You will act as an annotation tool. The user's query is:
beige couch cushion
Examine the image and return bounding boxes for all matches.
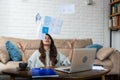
[0,61,22,74]
[109,51,120,74]
[97,48,114,60]
[0,37,10,63]
[57,49,70,57]
[0,50,10,64]
[0,36,41,49]
[25,50,37,60]
[94,59,113,70]
[54,38,92,48]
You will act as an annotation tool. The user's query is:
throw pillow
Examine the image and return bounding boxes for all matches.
[85,44,103,51]
[97,48,114,60]
[0,50,10,64]
[85,44,103,58]
[5,41,22,61]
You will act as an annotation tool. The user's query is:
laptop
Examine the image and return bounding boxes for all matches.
[55,48,96,73]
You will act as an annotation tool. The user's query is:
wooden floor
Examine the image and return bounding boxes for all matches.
[0,75,119,80]
[88,75,120,80]
[106,75,120,80]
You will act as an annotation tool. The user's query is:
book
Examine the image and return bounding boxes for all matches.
[30,68,59,78]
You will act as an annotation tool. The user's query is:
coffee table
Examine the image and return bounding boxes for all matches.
[2,68,110,80]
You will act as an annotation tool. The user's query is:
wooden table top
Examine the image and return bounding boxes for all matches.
[2,68,110,80]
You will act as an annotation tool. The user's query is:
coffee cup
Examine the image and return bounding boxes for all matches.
[19,63,28,70]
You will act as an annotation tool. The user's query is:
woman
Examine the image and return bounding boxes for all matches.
[18,34,75,68]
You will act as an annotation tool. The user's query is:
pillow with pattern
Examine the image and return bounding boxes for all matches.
[85,44,103,51]
[6,41,22,61]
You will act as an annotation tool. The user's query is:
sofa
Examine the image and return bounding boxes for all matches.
[0,36,120,76]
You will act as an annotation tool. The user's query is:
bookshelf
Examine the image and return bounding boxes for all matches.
[109,0,120,47]
[109,0,120,30]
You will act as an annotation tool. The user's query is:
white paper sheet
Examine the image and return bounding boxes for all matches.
[92,65,107,70]
[36,16,63,39]
[48,18,63,34]
[41,16,63,34]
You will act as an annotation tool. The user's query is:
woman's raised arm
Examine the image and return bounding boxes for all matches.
[17,42,27,63]
[67,39,76,62]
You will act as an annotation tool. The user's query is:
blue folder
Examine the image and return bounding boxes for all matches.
[31,68,59,78]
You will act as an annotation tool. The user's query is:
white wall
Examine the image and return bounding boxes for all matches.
[112,31,120,51]
[0,0,118,50]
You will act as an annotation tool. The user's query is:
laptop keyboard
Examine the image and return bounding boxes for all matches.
[63,68,70,71]
[54,66,71,72]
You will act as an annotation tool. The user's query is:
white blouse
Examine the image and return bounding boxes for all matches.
[27,50,71,68]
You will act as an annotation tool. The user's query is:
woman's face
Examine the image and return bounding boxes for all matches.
[43,35,51,46]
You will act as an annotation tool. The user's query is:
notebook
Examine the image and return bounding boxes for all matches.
[55,48,96,73]
[31,68,59,78]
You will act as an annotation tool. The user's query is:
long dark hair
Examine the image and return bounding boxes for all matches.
[39,34,57,66]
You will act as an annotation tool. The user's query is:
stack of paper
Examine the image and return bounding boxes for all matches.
[92,65,107,70]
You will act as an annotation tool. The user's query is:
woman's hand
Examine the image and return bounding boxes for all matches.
[17,42,27,53]
[17,42,27,63]
[67,39,76,49]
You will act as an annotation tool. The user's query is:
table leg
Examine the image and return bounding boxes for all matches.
[10,75,15,80]
[102,75,105,80]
